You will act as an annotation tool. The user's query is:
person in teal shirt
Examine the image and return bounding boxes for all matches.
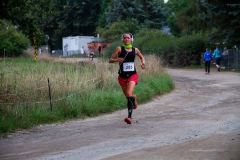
[213,46,222,72]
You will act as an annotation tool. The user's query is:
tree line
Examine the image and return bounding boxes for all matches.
[0,0,239,56]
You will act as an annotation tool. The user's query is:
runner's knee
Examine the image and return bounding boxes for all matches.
[126,92,132,97]
[127,96,135,109]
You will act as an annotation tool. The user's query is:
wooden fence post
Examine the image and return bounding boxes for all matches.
[47,78,53,111]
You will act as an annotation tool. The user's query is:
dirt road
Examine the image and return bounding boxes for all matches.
[0,69,240,160]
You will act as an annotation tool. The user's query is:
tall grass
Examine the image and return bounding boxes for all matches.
[0,55,174,136]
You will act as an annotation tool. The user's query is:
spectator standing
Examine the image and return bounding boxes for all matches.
[80,46,84,55]
[98,46,102,56]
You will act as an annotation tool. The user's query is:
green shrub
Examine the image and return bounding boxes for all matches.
[0,56,173,135]
[103,40,121,59]
[103,28,207,67]
[134,30,207,66]
[175,33,207,66]
[104,29,176,61]
[97,19,140,42]
[0,20,29,57]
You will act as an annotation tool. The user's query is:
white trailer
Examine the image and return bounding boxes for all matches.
[62,36,96,56]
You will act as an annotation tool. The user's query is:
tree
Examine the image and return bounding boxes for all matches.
[0,20,29,56]
[98,20,140,41]
[198,0,240,45]
[167,0,207,36]
[42,0,103,49]
[103,0,167,29]
[104,0,143,26]
[140,0,167,29]
[0,0,48,47]
[0,0,103,49]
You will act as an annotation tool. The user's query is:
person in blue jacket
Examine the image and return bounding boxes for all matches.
[213,46,222,71]
[203,48,212,74]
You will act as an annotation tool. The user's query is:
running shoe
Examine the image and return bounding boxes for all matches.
[124,117,132,124]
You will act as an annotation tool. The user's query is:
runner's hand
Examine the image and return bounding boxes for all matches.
[141,63,145,69]
[117,58,124,63]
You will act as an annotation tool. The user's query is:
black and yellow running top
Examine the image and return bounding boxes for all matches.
[118,46,136,78]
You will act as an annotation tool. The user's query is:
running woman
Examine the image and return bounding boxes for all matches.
[109,33,145,124]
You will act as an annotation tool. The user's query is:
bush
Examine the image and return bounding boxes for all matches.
[103,29,176,62]
[134,29,207,66]
[0,57,173,135]
[97,19,140,42]
[0,20,29,57]
[103,40,121,59]
[134,29,176,65]
[103,28,207,67]
[175,33,207,66]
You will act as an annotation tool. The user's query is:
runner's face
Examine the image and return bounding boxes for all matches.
[123,34,132,44]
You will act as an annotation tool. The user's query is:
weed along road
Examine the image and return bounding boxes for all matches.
[0,69,240,160]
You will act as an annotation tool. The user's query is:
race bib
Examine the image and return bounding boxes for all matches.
[123,62,134,71]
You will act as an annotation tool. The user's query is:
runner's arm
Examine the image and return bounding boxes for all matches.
[109,47,124,63]
[135,48,145,69]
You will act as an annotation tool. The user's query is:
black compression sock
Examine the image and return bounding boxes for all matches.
[127,96,135,118]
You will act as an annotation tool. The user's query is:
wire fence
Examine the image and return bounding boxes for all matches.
[221,48,240,70]
[0,72,106,111]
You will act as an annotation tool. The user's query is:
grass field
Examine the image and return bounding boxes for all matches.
[0,55,174,136]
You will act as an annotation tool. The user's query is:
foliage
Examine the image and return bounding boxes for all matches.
[0,57,173,135]
[197,0,240,46]
[0,0,45,46]
[1,0,237,66]
[97,20,140,42]
[134,29,175,53]
[98,0,113,27]
[104,0,144,26]
[174,33,207,66]
[103,0,168,29]
[0,0,103,49]
[141,0,168,29]
[103,40,121,59]
[47,0,102,49]
[121,29,207,66]
[98,0,169,42]
[167,0,240,45]
[0,20,29,56]
[166,0,207,36]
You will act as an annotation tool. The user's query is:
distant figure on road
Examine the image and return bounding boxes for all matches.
[203,48,212,74]
[90,51,94,61]
[213,46,222,72]
[222,47,229,69]
[80,46,84,55]
[98,46,102,56]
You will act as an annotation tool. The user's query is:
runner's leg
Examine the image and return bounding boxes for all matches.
[133,94,138,109]
[205,62,208,73]
[126,81,136,118]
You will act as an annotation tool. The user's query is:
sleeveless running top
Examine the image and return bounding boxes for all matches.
[118,46,136,78]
